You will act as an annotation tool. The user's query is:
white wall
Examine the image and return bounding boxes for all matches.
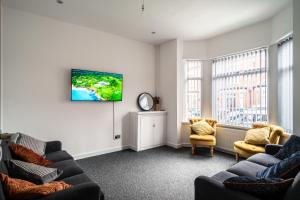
[183,40,208,60]
[271,2,293,44]
[207,19,272,58]
[3,8,156,158]
[293,0,300,135]
[158,40,181,147]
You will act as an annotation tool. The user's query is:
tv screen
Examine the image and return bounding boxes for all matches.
[71,69,123,101]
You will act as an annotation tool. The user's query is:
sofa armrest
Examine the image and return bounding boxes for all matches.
[37,182,103,200]
[45,141,62,154]
[265,144,283,155]
[195,176,261,200]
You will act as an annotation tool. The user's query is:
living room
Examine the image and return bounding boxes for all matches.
[0,0,300,200]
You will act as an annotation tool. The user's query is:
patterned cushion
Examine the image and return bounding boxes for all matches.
[274,135,300,160]
[9,144,52,167]
[7,160,62,184]
[190,120,215,135]
[257,151,300,179]
[224,176,293,199]
[0,173,71,200]
[16,133,46,156]
[244,127,271,145]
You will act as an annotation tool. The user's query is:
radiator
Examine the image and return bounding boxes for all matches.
[215,126,247,153]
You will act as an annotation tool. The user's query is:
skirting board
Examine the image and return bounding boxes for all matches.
[74,145,129,160]
[166,142,182,149]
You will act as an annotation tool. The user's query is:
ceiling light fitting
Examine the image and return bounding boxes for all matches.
[141,0,145,13]
[57,0,64,4]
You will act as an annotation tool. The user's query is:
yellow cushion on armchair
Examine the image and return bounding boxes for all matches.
[190,120,216,135]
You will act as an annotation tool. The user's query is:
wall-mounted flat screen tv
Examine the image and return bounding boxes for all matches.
[71,69,123,101]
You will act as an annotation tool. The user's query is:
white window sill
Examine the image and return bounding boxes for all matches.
[181,121,250,131]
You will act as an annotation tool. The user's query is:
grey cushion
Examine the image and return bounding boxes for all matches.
[247,153,281,167]
[7,159,62,184]
[63,173,93,185]
[227,161,267,177]
[17,133,46,156]
[50,160,83,179]
[46,150,73,162]
[212,171,238,183]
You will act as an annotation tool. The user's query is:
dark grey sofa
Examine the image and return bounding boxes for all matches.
[195,144,300,200]
[0,140,104,200]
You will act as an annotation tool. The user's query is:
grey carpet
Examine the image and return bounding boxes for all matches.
[77,146,235,200]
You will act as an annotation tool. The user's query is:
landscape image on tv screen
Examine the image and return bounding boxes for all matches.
[71,69,123,101]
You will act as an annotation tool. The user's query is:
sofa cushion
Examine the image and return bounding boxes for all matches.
[9,143,52,167]
[46,151,73,163]
[16,133,46,156]
[50,160,83,179]
[257,151,300,179]
[212,171,238,183]
[62,173,93,186]
[0,173,71,200]
[247,153,281,167]
[244,127,271,145]
[227,161,267,177]
[7,160,62,184]
[223,176,293,199]
[274,135,300,160]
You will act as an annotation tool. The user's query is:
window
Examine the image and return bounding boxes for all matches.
[184,60,202,120]
[278,36,293,133]
[212,48,268,127]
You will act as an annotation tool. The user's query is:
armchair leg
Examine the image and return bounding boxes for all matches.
[192,144,196,155]
[235,153,240,162]
[210,146,214,157]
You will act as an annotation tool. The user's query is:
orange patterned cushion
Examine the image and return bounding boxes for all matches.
[0,173,71,200]
[9,143,53,167]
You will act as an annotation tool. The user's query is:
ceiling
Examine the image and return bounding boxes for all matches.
[6,0,292,45]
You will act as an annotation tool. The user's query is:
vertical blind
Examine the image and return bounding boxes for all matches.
[212,48,268,127]
[184,60,202,120]
[278,36,293,133]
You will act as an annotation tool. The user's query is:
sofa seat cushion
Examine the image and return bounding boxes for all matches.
[62,174,93,186]
[50,160,83,180]
[227,161,267,177]
[46,151,73,163]
[212,171,238,183]
[247,153,281,167]
[234,141,265,153]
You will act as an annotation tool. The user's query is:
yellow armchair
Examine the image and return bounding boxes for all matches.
[189,118,217,156]
[234,123,285,161]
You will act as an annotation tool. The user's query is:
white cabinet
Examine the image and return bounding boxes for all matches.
[129,111,167,151]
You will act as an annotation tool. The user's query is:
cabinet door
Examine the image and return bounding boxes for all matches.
[140,116,154,148]
[153,115,166,145]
